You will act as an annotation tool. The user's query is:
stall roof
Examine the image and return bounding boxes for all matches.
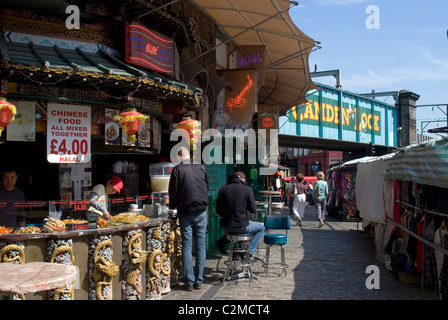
[185,0,319,115]
[384,136,448,189]
[0,34,202,105]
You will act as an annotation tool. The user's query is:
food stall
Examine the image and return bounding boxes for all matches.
[0,211,181,300]
[0,98,185,301]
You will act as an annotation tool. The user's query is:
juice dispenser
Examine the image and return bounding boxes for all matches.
[149,162,176,192]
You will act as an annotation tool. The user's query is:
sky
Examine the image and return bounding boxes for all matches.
[289,0,448,138]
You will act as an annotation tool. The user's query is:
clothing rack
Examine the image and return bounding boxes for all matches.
[385,218,448,257]
[397,200,448,219]
[387,200,448,297]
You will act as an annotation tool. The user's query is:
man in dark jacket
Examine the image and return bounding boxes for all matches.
[169,147,209,291]
[216,172,265,259]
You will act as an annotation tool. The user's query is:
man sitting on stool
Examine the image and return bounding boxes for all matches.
[216,172,265,261]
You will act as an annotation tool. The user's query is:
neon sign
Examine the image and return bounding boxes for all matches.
[261,117,275,128]
[238,53,262,68]
[145,43,159,55]
[226,75,254,112]
[125,23,174,76]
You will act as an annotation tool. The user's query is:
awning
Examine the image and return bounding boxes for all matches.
[0,33,202,106]
[185,0,319,115]
[384,137,448,189]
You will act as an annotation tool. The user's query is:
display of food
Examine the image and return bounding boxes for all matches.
[0,226,13,234]
[43,218,67,233]
[97,217,109,229]
[62,219,88,224]
[15,226,41,234]
[111,212,150,224]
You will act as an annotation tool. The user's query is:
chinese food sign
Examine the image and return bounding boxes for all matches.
[47,103,91,163]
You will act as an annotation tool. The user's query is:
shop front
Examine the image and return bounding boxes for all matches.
[0,0,318,299]
[0,4,205,300]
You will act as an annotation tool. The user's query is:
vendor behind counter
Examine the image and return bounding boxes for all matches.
[85,176,123,220]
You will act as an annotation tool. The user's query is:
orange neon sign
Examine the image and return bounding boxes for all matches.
[261,117,275,128]
[226,75,254,112]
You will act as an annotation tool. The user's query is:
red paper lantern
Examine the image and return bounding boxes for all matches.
[177,117,201,149]
[114,109,148,143]
[0,100,17,136]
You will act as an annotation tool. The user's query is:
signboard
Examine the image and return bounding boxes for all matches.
[224,70,257,126]
[228,45,266,70]
[125,22,175,77]
[47,104,91,164]
[280,83,399,147]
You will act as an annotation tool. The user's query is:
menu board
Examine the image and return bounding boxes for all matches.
[47,103,91,164]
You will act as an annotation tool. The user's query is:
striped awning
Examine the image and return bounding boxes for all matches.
[384,136,448,189]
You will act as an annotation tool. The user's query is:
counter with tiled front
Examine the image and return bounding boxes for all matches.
[0,217,181,300]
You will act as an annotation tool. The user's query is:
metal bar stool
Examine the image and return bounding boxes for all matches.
[223,233,254,285]
[262,215,290,276]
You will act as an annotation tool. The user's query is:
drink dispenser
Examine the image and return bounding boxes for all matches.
[149,162,176,192]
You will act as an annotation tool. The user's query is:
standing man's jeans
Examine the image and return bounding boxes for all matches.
[223,221,265,255]
[179,210,207,286]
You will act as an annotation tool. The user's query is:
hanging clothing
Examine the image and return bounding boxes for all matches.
[435,226,447,299]
[416,218,425,273]
[439,233,448,300]
[424,220,438,290]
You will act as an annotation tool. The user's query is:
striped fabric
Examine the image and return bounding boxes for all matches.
[384,136,448,189]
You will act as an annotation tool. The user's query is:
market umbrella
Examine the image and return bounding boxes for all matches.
[184,0,319,115]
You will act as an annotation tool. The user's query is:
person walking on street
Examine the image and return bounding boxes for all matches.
[286,177,298,215]
[306,180,314,207]
[313,171,329,228]
[169,147,209,291]
[216,172,265,261]
[292,173,307,226]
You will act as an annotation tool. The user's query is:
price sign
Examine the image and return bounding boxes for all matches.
[47,104,91,163]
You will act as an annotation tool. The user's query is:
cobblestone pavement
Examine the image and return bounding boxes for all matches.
[163,207,439,301]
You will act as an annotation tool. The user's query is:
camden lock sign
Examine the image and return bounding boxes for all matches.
[280,84,399,147]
